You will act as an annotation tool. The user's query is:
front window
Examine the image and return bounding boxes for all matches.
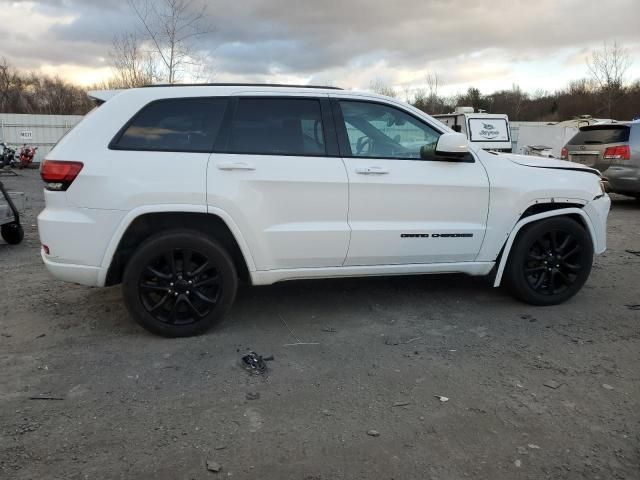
[338,100,441,159]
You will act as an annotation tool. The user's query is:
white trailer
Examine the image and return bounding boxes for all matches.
[434,107,512,152]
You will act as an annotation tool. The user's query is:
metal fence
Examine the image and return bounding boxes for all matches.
[0,113,84,164]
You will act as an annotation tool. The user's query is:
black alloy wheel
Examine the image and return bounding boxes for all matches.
[139,248,221,325]
[504,217,593,306]
[123,230,237,337]
[523,230,583,296]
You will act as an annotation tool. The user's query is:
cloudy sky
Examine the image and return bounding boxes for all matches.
[1,0,639,96]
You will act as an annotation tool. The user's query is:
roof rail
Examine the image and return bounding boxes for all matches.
[140,83,343,90]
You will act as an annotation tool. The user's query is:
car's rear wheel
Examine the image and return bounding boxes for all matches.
[122,230,237,337]
[504,217,593,305]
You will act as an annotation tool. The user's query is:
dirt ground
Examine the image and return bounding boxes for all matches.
[1,169,639,480]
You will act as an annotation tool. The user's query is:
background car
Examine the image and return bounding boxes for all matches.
[562,122,640,199]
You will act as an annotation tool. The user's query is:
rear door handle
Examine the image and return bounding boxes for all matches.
[217,162,255,171]
[355,166,389,175]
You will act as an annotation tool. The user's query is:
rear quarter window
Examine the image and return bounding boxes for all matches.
[568,126,630,145]
[112,97,228,152]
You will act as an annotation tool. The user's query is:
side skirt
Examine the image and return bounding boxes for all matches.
[251,262,495,286]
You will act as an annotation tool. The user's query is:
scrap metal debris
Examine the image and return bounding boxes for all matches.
[624,304,640,311]
[206,460,222,473]
[434,395,449,403]
[246,392,260,401]
[240,351,273,375]
[544,380,561,389]
[29,396,63,401]
[366,429,380,437]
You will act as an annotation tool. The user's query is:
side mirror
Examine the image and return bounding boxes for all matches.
[421,132,472,162]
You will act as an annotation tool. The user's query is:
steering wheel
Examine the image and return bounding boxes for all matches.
[356,136,372,155]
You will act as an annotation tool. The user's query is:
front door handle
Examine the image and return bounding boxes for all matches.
[217,162,255,171]
[355,166,389,175]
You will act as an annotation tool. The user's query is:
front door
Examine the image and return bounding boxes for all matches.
[332,97,490,266]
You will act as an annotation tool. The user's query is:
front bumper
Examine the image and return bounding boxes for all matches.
[583,194,611,255]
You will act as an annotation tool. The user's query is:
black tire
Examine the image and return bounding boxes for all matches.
[1,222,24,245]
[122,230,237,337]
[504,217,593,306]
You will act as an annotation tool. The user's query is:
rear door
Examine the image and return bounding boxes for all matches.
[206,94,350,271]
[566,124,631,171]
[332,97,490,266]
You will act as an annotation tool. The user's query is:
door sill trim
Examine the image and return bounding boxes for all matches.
[250,262,495,285]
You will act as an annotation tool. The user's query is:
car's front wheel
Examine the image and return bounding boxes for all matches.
[122,230,237,337]
[504,217,593,306]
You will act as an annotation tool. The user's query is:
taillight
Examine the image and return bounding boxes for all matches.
[603,145,630,161]
[40,160,84,191]
[560,147,568,160]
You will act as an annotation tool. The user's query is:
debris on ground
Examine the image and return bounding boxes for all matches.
[528,444,541,450]
[28,396,63,401]
[514,459,522,468]
[434,395,449,403]
[625,249,640,257]
[393,401,410,407]
[517,446,529,455]
[384,335,422,346]
[240,351,273,375]
[624,304,640,311]
[246,392,260,400]
[214,445,227,451]
[321,409,332,417]
[366,429,380,437]
[602,383,614,390]
[206,460,222,473]
[321,327,337,333]
[543,380,561,389]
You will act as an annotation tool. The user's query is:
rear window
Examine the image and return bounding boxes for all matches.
[226,98,326,156]
[113,97,228,152]
[568,125,630,145]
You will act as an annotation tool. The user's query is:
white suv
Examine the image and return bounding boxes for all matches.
[38,84,611,337]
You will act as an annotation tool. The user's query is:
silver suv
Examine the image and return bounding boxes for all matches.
[562,122,640,199]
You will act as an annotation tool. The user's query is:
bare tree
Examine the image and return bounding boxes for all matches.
[587,41,632,117]
[107,33,160,88]
[369,78,397,98]
[127,0,212,84]
[508,84,526,119]
[424,71,442,113]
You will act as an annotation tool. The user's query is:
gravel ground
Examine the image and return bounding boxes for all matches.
[1,169,639,480]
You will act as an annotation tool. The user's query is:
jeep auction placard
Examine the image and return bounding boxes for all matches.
[467,118,509,142]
